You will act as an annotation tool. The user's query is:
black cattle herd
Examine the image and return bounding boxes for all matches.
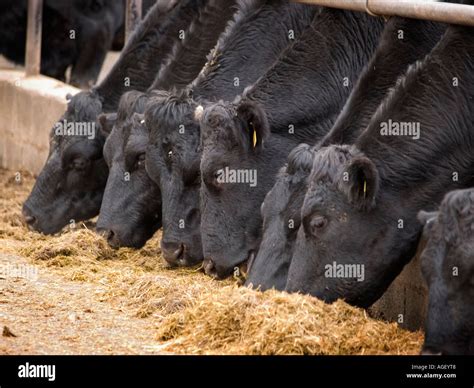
[17,0,474,354]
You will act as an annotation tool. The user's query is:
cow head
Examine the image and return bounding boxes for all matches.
[144,89,203,267]
[199,100,284,279]
[418,188,474,355]
[96,91,162,248]
[286,144,412,308]
[245,143,315,291]
[22,90,108,234]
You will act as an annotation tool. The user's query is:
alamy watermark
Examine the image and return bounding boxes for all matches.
[18,362,55,382]
[216,167,257,187]
[54,120,95,140]
[325,261,365,282]
[380,119,420,140]
[0,259,39,282]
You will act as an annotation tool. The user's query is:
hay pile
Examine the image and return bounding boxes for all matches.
[156,286,422,355]
[21,228,120,265]
[0,168,424,354]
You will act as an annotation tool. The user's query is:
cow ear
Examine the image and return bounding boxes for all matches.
[98,113,117,137]
[417,210,438,226]
[344,156,379,211]
[236,101,270,152]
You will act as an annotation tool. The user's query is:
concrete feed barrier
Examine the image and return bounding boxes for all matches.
[0,69,79,175]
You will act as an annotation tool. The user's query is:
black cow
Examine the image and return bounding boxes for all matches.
[286,21,474,308]
[199,8,384,279]
[96,0,239,249]
[418,188,474,355]
[97,91,161,248]
[0,0,125,89]
[22,0,204,235]
[245,143,317,289]
[245,18,446,290]
[144,0,317,266]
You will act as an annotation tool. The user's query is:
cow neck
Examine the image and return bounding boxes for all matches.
[151,0,238,92]
[320,18,446,147]
[356,25,474,206]
[242,8,384,143]
[96,0,203,110]
[191,1,317,102]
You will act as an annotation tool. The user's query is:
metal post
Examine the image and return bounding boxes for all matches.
[294,0,474,27]
[25,0,43,76]
[125,0,143,42]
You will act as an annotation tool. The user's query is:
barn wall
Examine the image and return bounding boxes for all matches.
[0,69,79,175]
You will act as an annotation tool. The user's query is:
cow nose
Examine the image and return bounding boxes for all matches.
[97,227,120,249]
[24,215,36,225]
[106,230,123,249]
[203,258,219,278]
[161,241,184,265]
[22,208,37,227]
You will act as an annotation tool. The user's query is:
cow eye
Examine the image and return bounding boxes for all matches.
[70,158,88,172]
[312,215,327,229]
[305,215,328,237]
[204,169,223,191]
[135,153,146,169]
[167,150,173,160]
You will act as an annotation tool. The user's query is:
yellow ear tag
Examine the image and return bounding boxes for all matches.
[249,121,257,148]
[363,180,367,198]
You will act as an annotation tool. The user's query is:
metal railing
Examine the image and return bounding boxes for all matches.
[294,0,474,26]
